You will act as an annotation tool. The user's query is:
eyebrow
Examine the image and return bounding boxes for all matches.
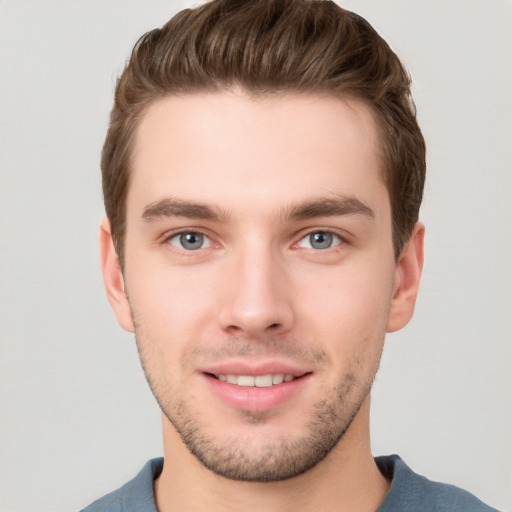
[141,195,374,223]
[284,195,375,221]
[142,197,229,222]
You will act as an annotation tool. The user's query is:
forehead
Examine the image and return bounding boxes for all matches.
[128,91,387,220]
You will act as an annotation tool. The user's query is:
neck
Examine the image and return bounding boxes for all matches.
[154,397,389,512]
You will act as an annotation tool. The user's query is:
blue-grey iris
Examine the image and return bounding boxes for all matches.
[310,232,333,249]
[180,232,204,250]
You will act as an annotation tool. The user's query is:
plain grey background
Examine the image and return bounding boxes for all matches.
[1,1,511,511]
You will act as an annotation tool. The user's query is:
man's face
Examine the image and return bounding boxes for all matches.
[103,92,420,481]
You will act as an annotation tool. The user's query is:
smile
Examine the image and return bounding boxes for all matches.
[213,374,297,387]
[203,369,312,411]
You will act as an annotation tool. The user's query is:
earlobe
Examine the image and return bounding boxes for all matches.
[99,218,135,332]
[387,222,425,333]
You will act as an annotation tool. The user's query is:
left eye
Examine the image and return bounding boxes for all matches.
[298,231,342,250]
[168,232,212,251]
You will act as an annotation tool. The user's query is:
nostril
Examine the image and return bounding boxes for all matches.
[268,323,280,330]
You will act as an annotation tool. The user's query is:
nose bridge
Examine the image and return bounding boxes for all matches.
[218,236,294,337]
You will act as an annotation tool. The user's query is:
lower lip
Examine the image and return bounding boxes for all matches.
[202,373,311,412]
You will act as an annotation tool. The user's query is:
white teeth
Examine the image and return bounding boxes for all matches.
[216,374,296,387]
[237,375,255,387]
[255,375,273,387]
[272,374,285,385]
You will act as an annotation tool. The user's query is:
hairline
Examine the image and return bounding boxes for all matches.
[114,87,395,267]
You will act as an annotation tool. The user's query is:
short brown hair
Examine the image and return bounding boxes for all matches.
[102,0,425,265]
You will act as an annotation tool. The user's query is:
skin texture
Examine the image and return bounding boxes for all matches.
[100,91,424,512]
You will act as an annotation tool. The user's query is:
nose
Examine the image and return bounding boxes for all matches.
[217,244,295,339]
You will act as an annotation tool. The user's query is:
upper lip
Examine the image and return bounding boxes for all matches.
[199,360,312,377]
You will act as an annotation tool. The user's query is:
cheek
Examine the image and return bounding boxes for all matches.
[296,261,394,358]
[126,262,221,345]
[128,249,213,303]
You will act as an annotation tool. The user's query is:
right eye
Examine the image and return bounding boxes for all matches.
[167,232,212,251]
[297,230,343,250]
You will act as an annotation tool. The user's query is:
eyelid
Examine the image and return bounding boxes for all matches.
[294,228,347,250]
[160,226,349,251]
[163,228,216,251]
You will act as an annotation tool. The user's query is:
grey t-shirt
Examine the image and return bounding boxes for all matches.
[81,455,499,511]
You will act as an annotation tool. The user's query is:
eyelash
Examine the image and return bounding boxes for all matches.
[164,228,346,253]
[295,230,344,250]
[166,230,213,251]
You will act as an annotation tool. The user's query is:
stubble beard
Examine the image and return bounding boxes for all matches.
[167,375,368,482]
[135,332,377,483]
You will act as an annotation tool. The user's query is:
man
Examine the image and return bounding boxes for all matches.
[82,0,499,510]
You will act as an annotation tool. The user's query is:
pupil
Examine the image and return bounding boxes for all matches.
[311,232,332,249]
[180,232,203,250]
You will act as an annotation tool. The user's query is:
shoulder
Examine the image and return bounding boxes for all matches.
[375,454,500,512]
[80,488,121,512]
[80,458,163,512]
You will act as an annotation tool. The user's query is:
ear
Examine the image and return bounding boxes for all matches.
[387,222,425,333]
[99,218,135,332]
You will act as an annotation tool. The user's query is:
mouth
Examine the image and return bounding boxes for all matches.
[201,367,312,412]
[208,373,299,387]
